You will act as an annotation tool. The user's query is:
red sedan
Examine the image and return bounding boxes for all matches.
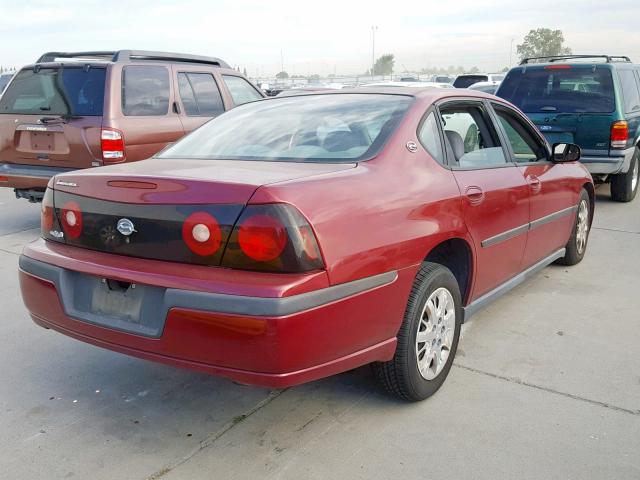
[19,89,593,401]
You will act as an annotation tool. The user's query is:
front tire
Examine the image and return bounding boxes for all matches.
[557,189,591,266]
[610,148,639,202]
[373,262,462,401]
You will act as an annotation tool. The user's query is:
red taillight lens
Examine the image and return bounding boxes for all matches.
[0,176,8,182]
[41,188,55,234]
[101,128,126,163]
[544,64,571,70]
[182,211,222,256]
[611,121,628,149]
[61,200,83,239]
[238,214,288,262]
[222,204,325,273]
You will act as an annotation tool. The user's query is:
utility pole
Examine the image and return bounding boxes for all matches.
[509,38,514,67]
[371,25,378,79]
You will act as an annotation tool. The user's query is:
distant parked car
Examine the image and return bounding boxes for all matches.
[20,89,593,401]
[454,74,505,88]
[0,72,15,94]
[468,81,501,94]
[430,75,454,84]
[0,50,264,202]
[399,76,419,82]
[497,54,640,202]
[363,81,451,89]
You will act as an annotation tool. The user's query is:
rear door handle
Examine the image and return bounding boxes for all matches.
[464,186,485,205]
[526,175,542,193]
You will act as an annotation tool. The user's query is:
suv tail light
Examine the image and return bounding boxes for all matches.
[221,204,324,273]
[611,121,628,149]
[101,128,126,163]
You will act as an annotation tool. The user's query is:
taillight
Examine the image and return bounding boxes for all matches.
[101,128,126,163]
[611,121,628,149]
[544,64,571,70]
[61,200,83,239]
[41,188,64,242]
[182,211,222,256]
[221,204,324,273]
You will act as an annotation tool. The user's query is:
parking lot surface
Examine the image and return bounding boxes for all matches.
[1,186,638,479]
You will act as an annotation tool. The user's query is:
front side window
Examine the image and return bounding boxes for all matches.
[418,112,444,164]
[618,69,640,114]
[0,67,105,116]
[158,94,413,163]
[498,66,615,114]
[122,66,170,116]
[493,105,547,163]
[177,73,225,116]
[222,75,262,106]
[439,103,506,168]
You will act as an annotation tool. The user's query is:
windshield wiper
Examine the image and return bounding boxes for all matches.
[39,114,81,124]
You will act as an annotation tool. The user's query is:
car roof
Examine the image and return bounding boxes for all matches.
[261,86,499,102]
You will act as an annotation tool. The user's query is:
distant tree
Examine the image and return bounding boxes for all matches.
[468,66,480,74]
[372,54,394,75]
[243,67,248,76]
[517,28,571,61]
[501,66,510,72]
[276,71,289,79]
[308,74,321,82]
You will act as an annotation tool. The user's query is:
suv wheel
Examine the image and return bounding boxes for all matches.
[372,262,462,401]
[557,189,591,266]
[611,147,639,202]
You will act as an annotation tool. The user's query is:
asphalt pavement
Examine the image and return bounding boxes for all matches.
[0,185,638,480]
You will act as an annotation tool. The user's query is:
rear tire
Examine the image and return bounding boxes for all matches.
[557,189,591,266]
[372,262,462,401]
[610,148,639,202]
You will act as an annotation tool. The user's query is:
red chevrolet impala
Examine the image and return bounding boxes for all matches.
[19,89,593,401]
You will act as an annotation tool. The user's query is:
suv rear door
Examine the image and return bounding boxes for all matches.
[172,66,229,134]
[0,65,106,170]
[497,65,616,158]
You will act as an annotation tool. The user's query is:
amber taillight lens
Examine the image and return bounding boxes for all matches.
[221,204,324,273]
[41,188,64,242]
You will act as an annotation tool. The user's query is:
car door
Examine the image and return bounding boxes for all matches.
[436,100,530,299]
[173,67,229,134]
[490,102,577,269]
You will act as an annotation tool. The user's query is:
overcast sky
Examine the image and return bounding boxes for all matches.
[1,0,639,77]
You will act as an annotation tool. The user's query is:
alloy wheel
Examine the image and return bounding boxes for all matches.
[576,199,589,255]
[415,287,456,380]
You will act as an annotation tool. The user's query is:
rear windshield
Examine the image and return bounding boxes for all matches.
[453,75,488,88]
[497,66,615,114]
[0,67,106,116]
[158,94,413,163]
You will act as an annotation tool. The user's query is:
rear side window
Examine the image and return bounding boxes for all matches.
[122,66,170,116]
[0,67,105,116]
[618,69,640,114]
[498,66,615,114]
[418,112,445,164]
[177,73,225,116]
[439,103,506,168]
[222,75,262,106]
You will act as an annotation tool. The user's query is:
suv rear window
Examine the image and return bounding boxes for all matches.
[0,67,105,116]
[159,94,412,163]
[122,66,170,116]
[498,66,615,114]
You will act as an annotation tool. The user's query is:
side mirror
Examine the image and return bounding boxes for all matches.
[552,143,581,163]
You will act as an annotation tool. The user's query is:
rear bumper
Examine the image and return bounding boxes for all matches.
[0,162,76,190]
[19,242,412,387]
[580,147,635,175]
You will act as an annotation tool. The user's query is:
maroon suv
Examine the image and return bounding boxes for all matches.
[0,50,264,201]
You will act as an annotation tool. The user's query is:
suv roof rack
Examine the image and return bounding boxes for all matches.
[36,50,231,68]
[520,55,632,65]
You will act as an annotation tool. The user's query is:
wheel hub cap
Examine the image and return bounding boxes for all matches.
[415,287,456,380]
[576,199,589,254]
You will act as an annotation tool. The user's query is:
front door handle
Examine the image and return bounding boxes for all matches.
[526,175,542,193]
[464,186,485,205]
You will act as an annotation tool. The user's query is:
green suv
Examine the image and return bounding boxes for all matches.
[497,55,640,202]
